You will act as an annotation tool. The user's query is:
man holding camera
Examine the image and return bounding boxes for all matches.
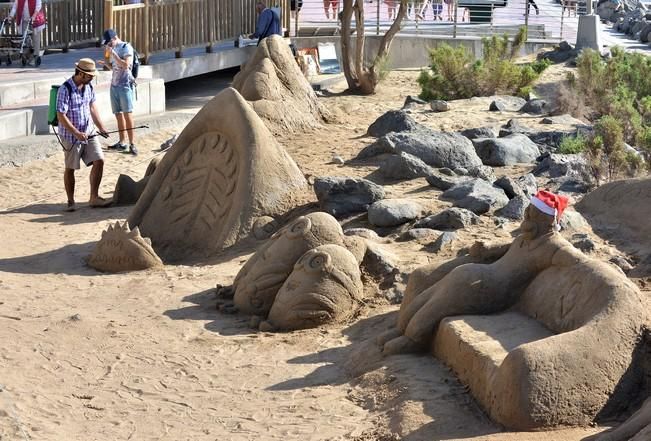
[99,28,138,156]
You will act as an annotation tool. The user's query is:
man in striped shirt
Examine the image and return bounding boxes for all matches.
[56,58,110,212]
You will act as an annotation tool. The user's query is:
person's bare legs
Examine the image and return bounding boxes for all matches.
[123,112,135,144]
[115,112,127,145]
[323,0,330,18]
[64,168,75,210]
[89,159,104,205]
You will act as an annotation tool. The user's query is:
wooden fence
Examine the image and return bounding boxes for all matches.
[1,0,290,61]
[0,0,103,50]
[106,0,290,62]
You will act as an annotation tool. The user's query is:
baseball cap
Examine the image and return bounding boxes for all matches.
[102,29,117,45]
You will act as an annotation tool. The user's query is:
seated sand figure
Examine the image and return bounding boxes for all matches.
[127,88,308,262]
[380,190,651,429]
[232,34,330,134]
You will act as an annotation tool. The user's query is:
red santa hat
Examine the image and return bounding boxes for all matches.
[530,190,569,225]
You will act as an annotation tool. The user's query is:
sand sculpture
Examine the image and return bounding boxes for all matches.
[261,244,363,331]
[232,212,347,316]
[88,221,163,272]
[113,156,162,206]
[232,35,330,134]
[379,191,651,430]
[127,88,308,262]
[586,396,651,441]
[577,177,651,275]
[218,212,365,331]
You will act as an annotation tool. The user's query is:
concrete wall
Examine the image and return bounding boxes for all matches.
[292,34,552,69]
[139,46,257,83]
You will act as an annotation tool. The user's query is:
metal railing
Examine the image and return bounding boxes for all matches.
[0,0,103,50]
[290,0,589,42]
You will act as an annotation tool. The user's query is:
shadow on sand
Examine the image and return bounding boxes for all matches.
[0,202,131,226]
[164,289,256,337]
[0,241,98,276]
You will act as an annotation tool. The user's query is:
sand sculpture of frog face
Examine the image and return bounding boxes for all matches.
[232,212,345,316]
[263,244,363,331]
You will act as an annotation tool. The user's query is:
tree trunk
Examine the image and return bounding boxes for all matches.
[339,0,408,95]
[340,0,357,89]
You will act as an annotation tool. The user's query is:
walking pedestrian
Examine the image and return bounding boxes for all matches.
[55,58,110,211]
[431,0,443,20]
[417,0,431,20]
[7,0,46,63]
[526,0,540,15]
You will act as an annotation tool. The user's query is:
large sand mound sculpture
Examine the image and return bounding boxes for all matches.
[127,88,308,261]
[577,177,651,273]
[379,203,651,430]
[88,221,163,272]
[232,35,330,134]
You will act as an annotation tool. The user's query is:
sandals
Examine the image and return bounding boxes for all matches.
[65,201,76,212]
[89,197,113,208]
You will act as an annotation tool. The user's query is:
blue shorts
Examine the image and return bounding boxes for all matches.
[110,85,134,114]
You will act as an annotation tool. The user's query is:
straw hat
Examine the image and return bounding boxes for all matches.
[75,58,98,76]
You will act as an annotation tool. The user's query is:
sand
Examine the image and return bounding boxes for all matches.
[0,66,643,440]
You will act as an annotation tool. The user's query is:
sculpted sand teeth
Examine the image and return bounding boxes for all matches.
[88,221,163,272]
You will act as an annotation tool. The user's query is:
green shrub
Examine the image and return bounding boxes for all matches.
[418,28,549,101]
[561,47,651,179]
[558,134,587,154]
[585,116,629,182]
[417,44,477,101]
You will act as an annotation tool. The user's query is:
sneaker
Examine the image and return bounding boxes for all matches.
[108,141,127,150]
[129,143,138,156]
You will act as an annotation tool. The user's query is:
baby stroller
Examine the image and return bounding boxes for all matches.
[0,17,41,67]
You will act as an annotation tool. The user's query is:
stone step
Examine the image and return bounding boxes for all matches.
[0,108,34,140]
[0,70,114,108]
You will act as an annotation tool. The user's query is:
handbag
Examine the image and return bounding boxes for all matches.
[32,9,46,28]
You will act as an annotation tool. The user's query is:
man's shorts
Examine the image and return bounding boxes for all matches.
[62,137,104,170]
[110,85,134,114]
